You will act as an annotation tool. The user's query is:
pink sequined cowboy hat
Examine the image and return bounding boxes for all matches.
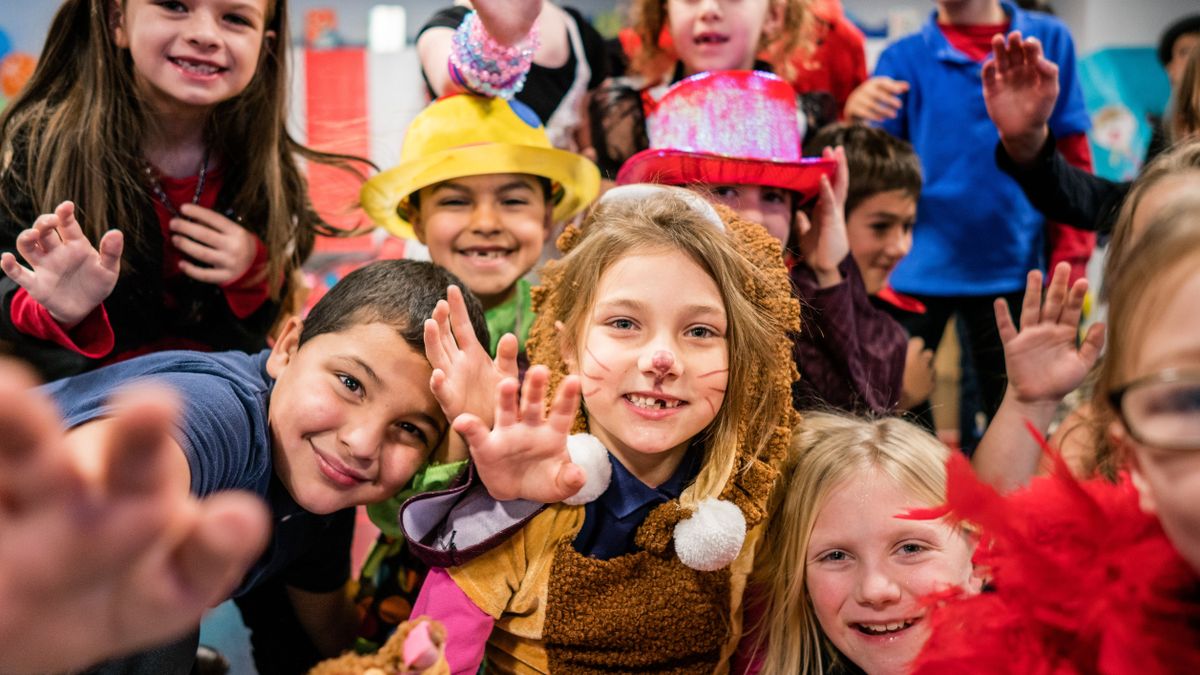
[617,70,834,199]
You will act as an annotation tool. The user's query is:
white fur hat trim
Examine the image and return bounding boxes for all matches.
[674,498,747,571]
[563,433,612,505]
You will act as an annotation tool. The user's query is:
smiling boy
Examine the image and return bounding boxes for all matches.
[361,94,600,361]
[38,259,490,673]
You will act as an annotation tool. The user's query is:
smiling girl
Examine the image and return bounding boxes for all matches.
[0,0,362,380]
[738,413,980,675]
[409,185,799,673]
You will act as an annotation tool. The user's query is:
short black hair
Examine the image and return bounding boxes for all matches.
[804,123,923,216]
[299,260,490,353]
[1159,14,1200,66]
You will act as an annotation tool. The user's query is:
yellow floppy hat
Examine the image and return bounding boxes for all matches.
[361,94,601,240]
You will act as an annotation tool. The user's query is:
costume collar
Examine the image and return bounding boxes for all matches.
[600,442,703,520]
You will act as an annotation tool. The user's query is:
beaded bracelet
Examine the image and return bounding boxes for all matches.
[448,10,539,99]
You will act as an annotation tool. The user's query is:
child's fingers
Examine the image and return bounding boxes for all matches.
[548,375,581,431]
[520,366,548,422]
[1019,269,1042,329]
[831,146,849,203]
[173,490,271,609]
[0,252,35,288]
[1078,322,1106,367]
[495,377,520,428]
[1062,278,1089,328]
[494,333,520,380]
[171,235,223,267]
[100,387,182,497]
[0,374,75,517]
[169,218,225,248]
[14,228,43,264]
[178,259,228,285]
[55,202,87,242]
[1041,262,1071,324]
[446,286,479,352]
[553,461,586,502]
[177,204,236,233]
[994,297,1018,345]
[1007,33,1028,69]
[98,230,124,273]
[429,368,449,403]
[451,414,490,452]
[791,210,812,245]
[424,319,451,369]
[32,214,64,252]
[430,300,457,356]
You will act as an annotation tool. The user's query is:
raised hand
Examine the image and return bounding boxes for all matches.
[0,201,122,329]
[796,146,850,288]
[844,76,909,123]
[452,365,585,503]
[0,367,270,675]
[473,0,543,46]
[996,261,1104,406]
[983,31,1060,165]
[898,336,936,411]
[425,285,520,427]
[171,203,261,286]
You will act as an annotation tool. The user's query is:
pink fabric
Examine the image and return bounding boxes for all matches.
[411,567,493,675]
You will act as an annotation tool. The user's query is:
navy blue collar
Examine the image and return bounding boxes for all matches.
[600,443,704,520]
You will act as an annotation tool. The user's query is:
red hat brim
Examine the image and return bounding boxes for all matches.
[617,149,836,202]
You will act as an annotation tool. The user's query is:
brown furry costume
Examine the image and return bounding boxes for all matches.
[437,196,800,674]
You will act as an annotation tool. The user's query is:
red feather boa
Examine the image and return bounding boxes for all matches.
[909,448,1200,674]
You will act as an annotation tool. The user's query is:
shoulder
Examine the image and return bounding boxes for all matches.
[419,5,470,35]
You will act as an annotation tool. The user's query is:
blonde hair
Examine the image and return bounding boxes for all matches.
[1095,195,1200,466]
[526,188,796,512]
[1085,142,1200,477]
[749,412,950,675]
[630,0,811,84]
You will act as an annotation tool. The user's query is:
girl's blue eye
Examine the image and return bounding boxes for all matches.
[609,318,635,330]
[820,550,848,562]
[338,374,362,394]
[687,326,716,338]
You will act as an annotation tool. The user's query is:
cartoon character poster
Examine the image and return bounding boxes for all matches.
[1078,47,1171,182]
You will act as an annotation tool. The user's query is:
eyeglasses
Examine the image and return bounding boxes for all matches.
[1109,369,1200,451]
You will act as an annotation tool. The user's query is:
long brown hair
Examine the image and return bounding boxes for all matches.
[630,0,811,84]
[0,0,369,298]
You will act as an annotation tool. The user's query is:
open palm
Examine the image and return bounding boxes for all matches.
[0,201,122,328]
[982,32,1060,145]
[453,366,585,503]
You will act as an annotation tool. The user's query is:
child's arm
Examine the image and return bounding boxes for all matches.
[170,203,270,317]
[973,262,1104,492]
[0,367,269,675]
[0,201,122,329]
[844,76,910,124]
[418,0,542,97]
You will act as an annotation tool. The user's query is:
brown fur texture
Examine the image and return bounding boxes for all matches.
[544,541,732,674]
[307,619,449,675]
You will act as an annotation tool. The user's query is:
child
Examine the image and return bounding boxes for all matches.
[913,198,1200,671]
[416,0,609,151]
[848,0,1094,445]
[589,0,811,179]
[616,71,920,414]
[360,93,599,363]
[738,413,981,675]
[0,0,362,382]
[409,185,799,673]
[24,259,491,673]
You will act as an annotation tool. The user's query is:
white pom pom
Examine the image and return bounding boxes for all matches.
[673,498,747,571]
[563,433,612,505]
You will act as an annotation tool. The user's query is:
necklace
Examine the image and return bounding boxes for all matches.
[145,149,210,218]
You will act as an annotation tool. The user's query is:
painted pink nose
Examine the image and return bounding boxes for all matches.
[652,350,674,374]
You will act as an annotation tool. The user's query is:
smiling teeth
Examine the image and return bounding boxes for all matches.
[857,620,914,635]
[627,394,681,409]
[174,59,220,75]
[464,249,508,259]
